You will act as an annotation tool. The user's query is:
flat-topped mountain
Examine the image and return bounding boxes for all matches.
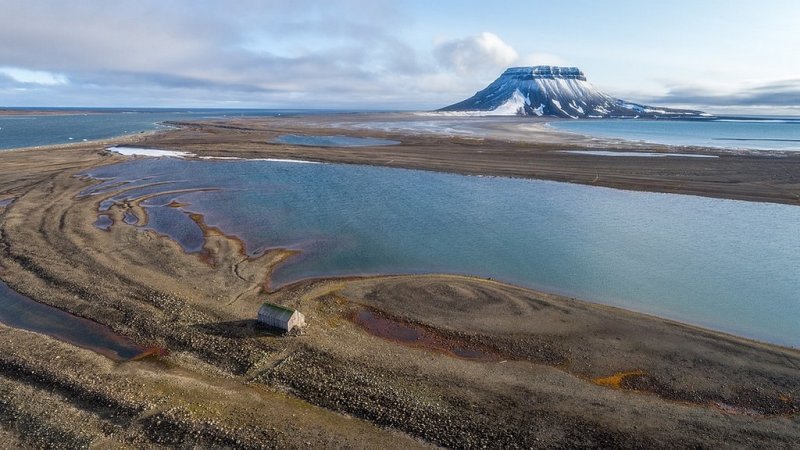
[440,66,708,118]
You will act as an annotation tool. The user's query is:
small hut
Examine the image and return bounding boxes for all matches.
[257,302,305,332]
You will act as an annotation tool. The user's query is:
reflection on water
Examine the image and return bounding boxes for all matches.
[79,158,800,347]
[0,281,146,360]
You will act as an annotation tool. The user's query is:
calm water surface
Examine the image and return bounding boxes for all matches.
[0,108,341,150]
[0,281,146,360]
[551,117,800,151]
[81,158,800,348]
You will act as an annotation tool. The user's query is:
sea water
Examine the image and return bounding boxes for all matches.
[550,117,800,151]
[0,108,336,150]
[81,158,800,348]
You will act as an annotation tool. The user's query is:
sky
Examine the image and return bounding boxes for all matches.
[1,0,799,113]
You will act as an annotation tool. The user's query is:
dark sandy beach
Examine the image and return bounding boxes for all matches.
[0,117,798,448]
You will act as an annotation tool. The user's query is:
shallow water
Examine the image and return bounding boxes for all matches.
[93,214,113,231]
[80,158,800,348]
[0,281,146,360]
[551,117,800,151]
[274,134,400,147]
[0,108,340,150]
[559,150,718,158]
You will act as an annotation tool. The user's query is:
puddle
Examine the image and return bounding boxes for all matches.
[93,214,113,231]
[123,210,139,225]
[0,281,147,360]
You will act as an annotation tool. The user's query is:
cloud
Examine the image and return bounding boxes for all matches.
[0,67,68,85]
[0,0,436,107]
[433,32,518,75]
[648,79,800,107]
[0,2,565,109]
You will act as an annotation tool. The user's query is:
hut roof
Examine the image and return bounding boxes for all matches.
[258,302,296,321]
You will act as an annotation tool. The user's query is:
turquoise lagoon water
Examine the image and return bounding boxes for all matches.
[81,158,800,348]
[550,117,800,151]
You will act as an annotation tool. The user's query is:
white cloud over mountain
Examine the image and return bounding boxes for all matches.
[433,32,518,75]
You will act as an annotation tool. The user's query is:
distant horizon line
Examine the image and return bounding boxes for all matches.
[0,106,407,111]
[1,105,799,118]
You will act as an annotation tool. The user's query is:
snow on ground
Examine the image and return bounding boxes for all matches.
[569,101,585,114]
[550,99,578,119]
[486,89,529,116]
[107,146,194,157]
[107,146,319,163]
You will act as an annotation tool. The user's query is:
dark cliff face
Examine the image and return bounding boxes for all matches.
[440,66,708,119]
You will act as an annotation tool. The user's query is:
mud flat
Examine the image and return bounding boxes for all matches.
[0,122,798,448]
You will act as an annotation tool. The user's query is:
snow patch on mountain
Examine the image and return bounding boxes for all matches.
[440,66,707,119]
[487,88,530,115]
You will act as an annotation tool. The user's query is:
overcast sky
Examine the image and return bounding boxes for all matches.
[1,0,799,113]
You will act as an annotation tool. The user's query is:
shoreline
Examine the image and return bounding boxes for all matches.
[134,114,800,206]
[0,122,798,447]
[543,119,800,154]
[79,146,798,348]
[0,128,163,154]
[3,121,799,348]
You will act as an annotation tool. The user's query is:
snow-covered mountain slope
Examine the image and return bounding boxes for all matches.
[439,66,708,118]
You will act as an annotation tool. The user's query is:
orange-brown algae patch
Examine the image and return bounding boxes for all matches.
[592,370,647,389]
[131,346,171,361]
[350,308,500,362]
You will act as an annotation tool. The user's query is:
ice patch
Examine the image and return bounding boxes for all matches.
[108,146,320,164]
[108,146,193,157]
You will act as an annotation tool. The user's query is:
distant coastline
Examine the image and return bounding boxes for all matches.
[0,108,107,116]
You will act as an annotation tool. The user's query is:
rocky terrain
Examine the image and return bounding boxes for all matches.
[0,121,798,448]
